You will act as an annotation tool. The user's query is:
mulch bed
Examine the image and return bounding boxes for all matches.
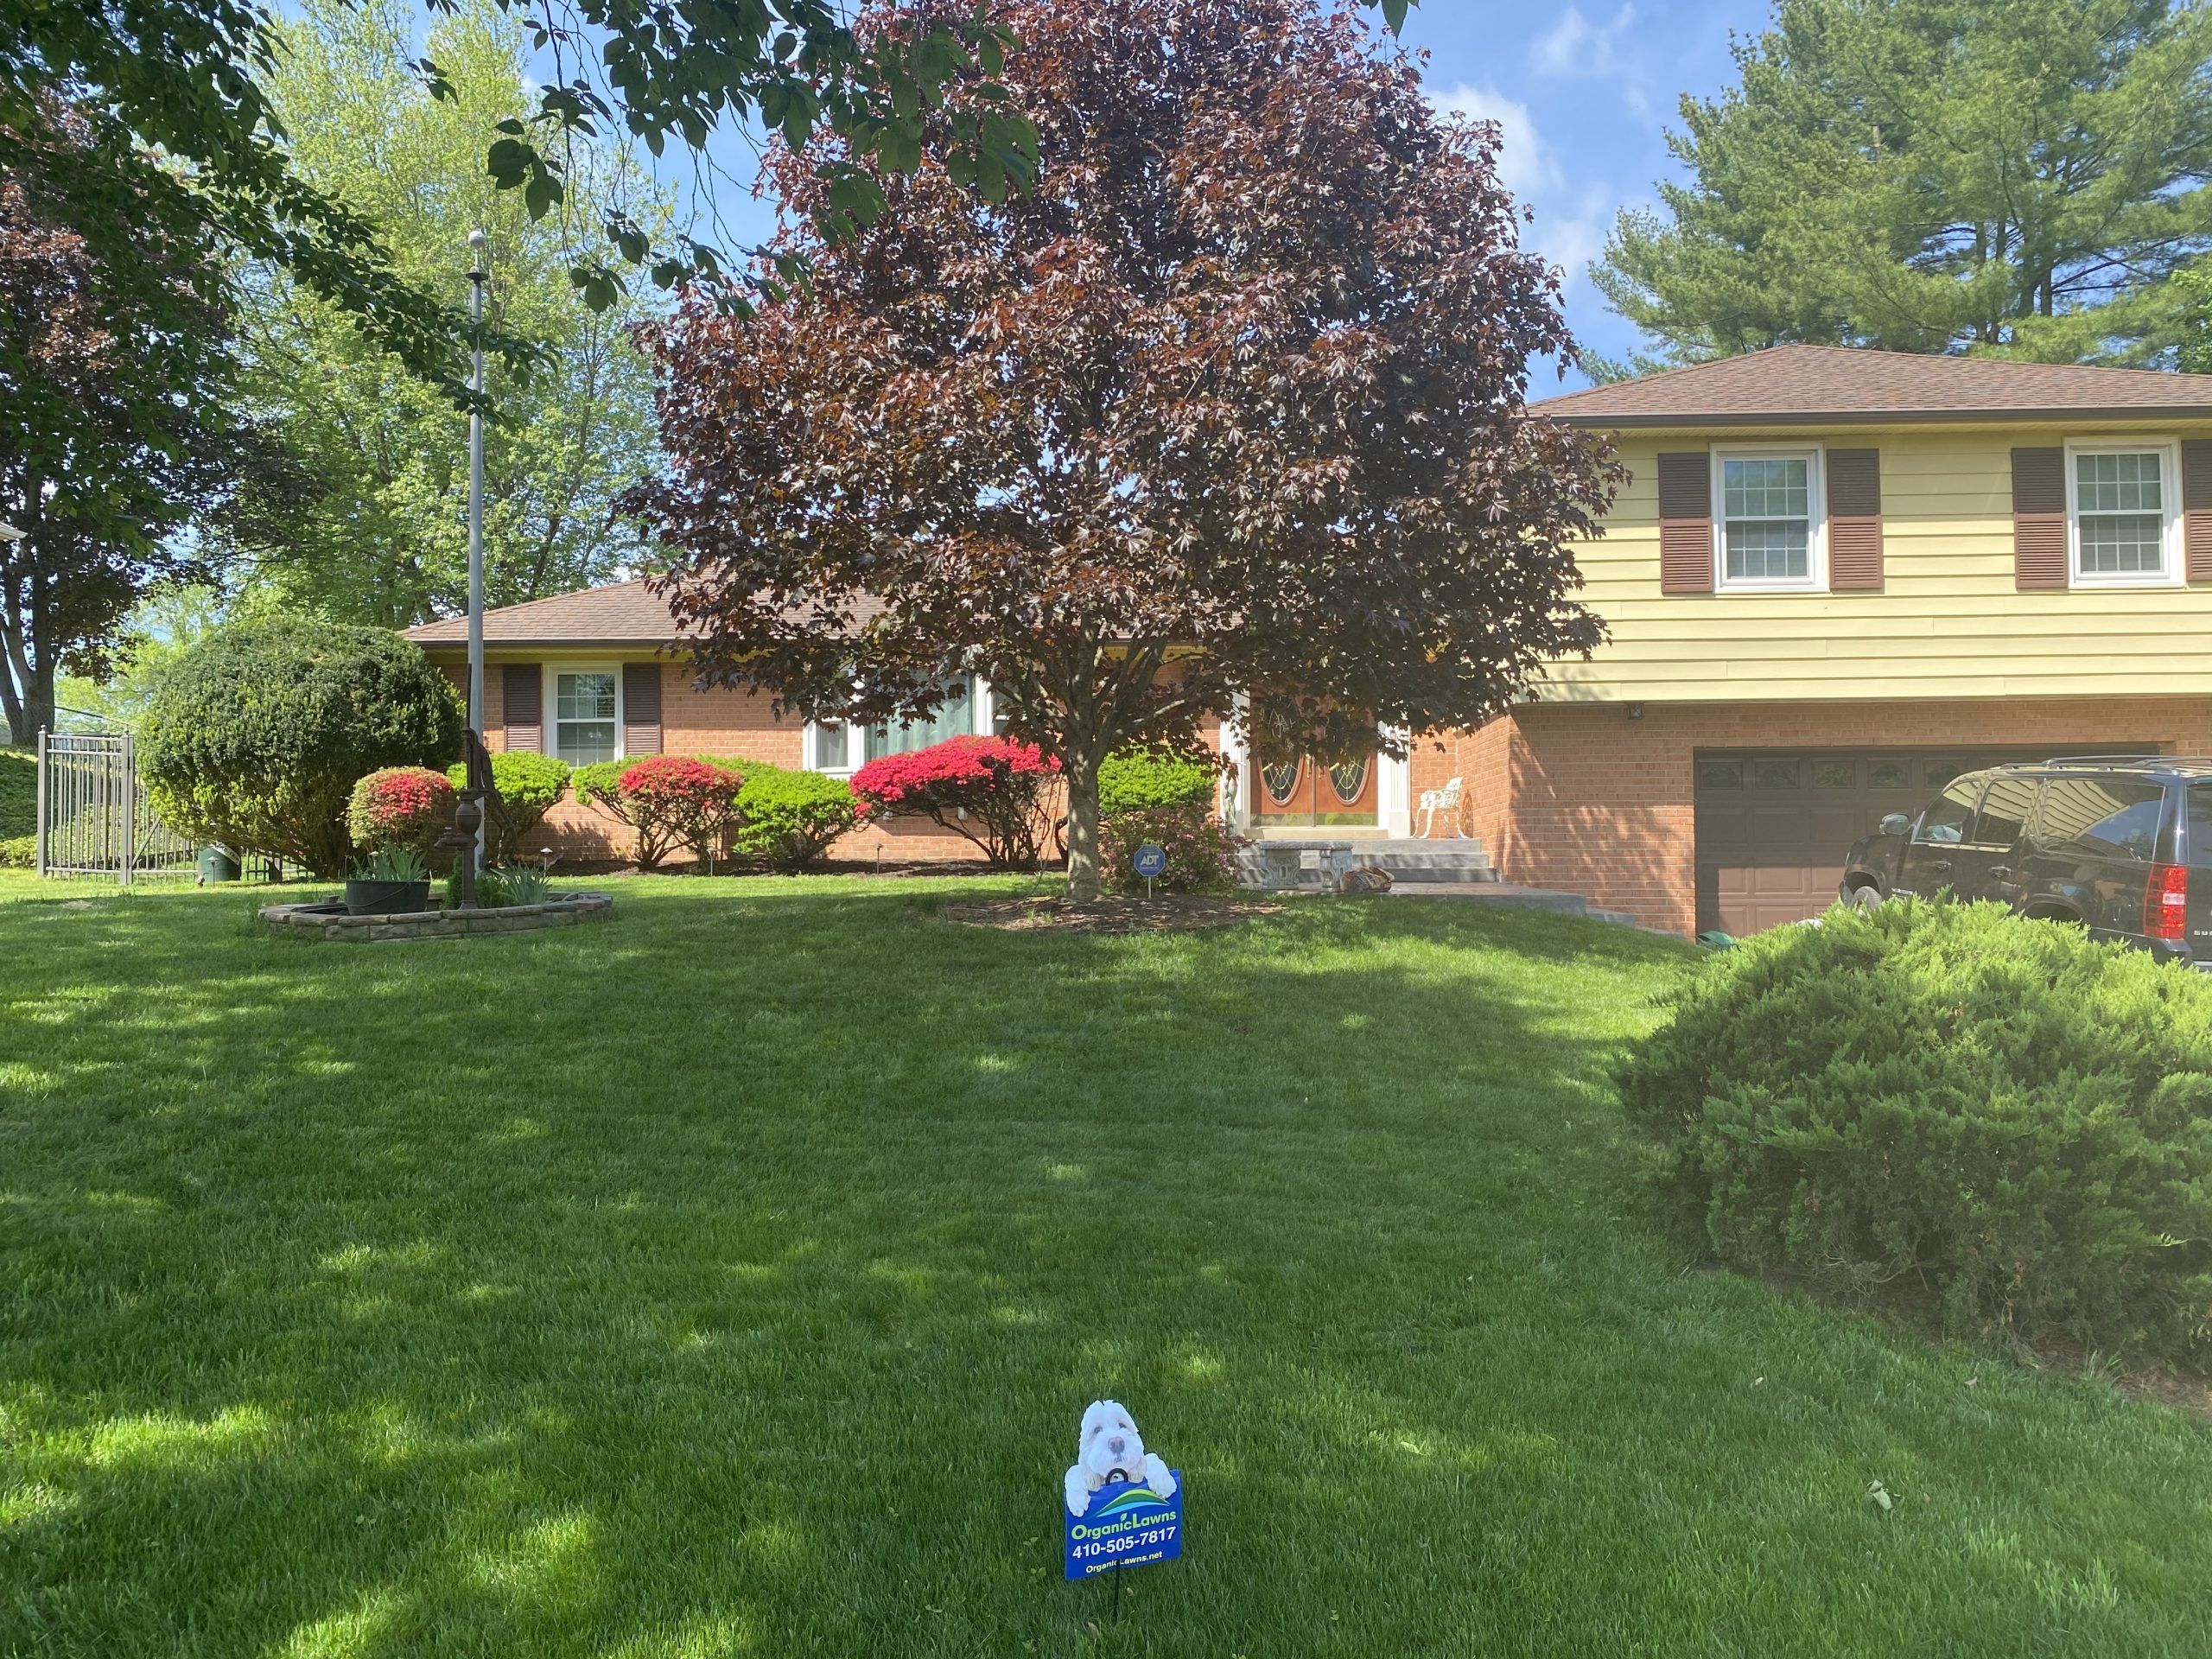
[935,893,1287,933]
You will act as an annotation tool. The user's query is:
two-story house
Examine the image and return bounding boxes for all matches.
[1418,346,2212,936]
[408,345,2212,933]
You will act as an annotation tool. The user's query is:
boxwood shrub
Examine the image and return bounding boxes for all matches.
[1098,746,1220,815]
[730,763,865,872]
[448,752,572,862]
[0,749,33,838]
[1618,897,2212,1368]
[138,619,462,876]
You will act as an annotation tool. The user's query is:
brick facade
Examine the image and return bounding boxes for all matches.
[464,658,1020,867]
[1450,696,2212,937]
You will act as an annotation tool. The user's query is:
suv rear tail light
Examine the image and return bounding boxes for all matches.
[2146,863,2188,942]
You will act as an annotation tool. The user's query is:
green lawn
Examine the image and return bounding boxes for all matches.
[3,874,2209,1657]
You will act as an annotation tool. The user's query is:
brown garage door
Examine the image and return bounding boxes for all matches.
[1692,747,2144,936]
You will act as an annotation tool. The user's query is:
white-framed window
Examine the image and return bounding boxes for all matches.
[2067,439,2182,588]
[805,677,995,776]
[550,665,621,766]
[1712,445,1825,592]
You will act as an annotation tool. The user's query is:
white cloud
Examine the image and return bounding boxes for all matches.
[1529,6,1649,115]
[1429,84,1617,305]
[1430,82,1559,200]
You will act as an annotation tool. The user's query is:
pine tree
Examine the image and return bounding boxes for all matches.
[1597,0,2212,366]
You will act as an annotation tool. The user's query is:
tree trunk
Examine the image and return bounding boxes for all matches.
[1063,740,1103,904]
[1,592,36,748]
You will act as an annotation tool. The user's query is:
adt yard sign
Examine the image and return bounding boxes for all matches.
[1064,1476,1185,1580]
[1133,842,1168,884]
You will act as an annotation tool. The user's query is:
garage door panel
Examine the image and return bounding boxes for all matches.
[1694,745,2143,936]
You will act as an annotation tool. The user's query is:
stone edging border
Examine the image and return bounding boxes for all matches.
[259,893,615,942]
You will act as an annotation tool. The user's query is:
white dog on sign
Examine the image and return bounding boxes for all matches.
[1065,1399,1177,1518]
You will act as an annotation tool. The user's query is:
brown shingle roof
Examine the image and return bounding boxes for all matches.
[403,578,890,647]
[1532,344,2212,428]
[404,578,677,646]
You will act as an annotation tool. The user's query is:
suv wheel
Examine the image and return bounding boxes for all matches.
[1847,884,1883,913]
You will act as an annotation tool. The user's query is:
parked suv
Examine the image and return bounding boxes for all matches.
[1839,757,2212,967]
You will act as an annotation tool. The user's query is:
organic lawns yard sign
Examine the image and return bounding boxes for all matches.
[1064,1477,1184,1579]
[1062,1401,1183,1583]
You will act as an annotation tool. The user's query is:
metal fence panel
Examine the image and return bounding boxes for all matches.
[35,729,194,883]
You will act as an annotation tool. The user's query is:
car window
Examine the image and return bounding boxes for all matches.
[2034,778,2167,863]
[1971,777,2037,849]
[2189,786,2212,869]
[1914,776,1982,845]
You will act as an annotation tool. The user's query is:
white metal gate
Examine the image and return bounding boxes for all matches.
[35,729,195,882]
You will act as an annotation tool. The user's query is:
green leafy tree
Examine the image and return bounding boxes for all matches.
[4,0,1417,389]
[2,0,1039,392]
[1596,0,2212,367]
[229,0,664,627]
[2178,262,2212,374]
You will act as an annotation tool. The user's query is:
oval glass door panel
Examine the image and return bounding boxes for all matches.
[1328,760,1370,805]
[1261,760,1303,805]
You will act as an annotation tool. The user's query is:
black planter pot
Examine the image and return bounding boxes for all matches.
[344,879,432,917]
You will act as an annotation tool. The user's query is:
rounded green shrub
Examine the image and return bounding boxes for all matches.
[1618,897,2212,1368]
[0,749,34,838]
[1,833,34,869]
[570,760,626,810]
[1098,746,1221,816]
[448,751,572,862]
[732,765,864,872]
[1100,804,1235,893]
[140,620,462,876]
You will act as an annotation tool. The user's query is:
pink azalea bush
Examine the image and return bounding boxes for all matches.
[346,766,456,855]
[615,755,744,872]
[849,735,1061,869]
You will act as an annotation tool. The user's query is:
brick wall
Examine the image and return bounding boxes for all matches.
[1454,696,2212,937]
[1404,719,1511,850]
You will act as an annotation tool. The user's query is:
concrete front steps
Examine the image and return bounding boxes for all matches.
[1234,835,1663,931]
[1233,836,1497,893]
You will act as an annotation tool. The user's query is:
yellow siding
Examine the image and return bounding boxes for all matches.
[1542,421,2212,703]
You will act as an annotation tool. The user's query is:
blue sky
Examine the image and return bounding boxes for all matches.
[1401,0,1759,389]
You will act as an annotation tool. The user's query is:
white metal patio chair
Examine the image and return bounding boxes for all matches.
[1417,775,1465,838]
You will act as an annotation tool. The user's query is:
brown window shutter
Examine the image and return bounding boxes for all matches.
[1826,448,1884,591]
[2181,439,2212,582]
[502,663,543,752]
[622,662,663,757]
[1656,451,1713,594]
[2012,447,2069,590]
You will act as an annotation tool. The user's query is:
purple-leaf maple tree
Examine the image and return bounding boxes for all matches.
[631,0,1617,901]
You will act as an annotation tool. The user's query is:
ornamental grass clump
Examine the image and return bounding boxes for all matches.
[849,736,1059,870]
[613,756,743,872]
[1618,896,2212,1369]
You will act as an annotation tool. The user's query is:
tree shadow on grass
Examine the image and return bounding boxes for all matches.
[1,885,2206,1656]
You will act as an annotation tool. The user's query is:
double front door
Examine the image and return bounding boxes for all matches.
[1252,749,1379,829]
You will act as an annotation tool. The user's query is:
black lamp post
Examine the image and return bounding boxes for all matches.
[442,227,490,906]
